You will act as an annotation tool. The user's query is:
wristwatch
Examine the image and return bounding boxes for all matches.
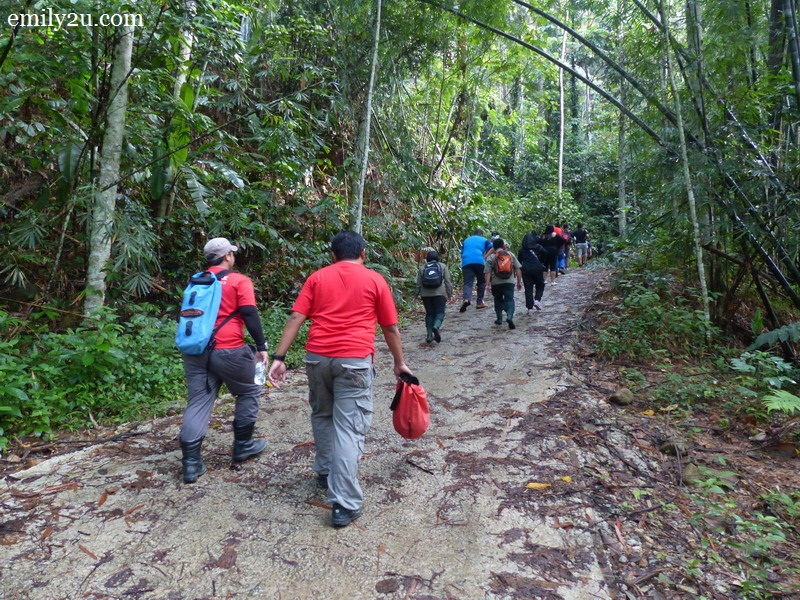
[271,353,286,361]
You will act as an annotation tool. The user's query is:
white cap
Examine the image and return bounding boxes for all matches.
[203,237,238,260]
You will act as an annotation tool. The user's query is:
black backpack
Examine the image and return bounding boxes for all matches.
[519,247,545,273]
[421,261,443,288]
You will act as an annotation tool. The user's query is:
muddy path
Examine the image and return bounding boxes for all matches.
[2,268,640,599]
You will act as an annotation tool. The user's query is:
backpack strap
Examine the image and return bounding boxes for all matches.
[203,269,237,391]
[206,269,235,349]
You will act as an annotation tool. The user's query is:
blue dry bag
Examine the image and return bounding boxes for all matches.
[175,270,230,355]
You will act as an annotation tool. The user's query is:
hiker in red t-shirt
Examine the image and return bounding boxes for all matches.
[180,237,269,484]
[269,231,414,528]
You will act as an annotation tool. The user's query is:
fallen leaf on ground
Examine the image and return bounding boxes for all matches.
[525,482,551,490]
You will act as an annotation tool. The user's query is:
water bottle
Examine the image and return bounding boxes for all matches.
[254,361,266,385]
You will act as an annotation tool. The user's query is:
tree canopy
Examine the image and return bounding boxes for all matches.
[1,0,799,339]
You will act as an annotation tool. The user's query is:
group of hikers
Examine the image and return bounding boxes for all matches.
[414,223,590,343]
[176,226,590,530]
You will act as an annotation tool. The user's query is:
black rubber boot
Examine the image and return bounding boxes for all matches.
[232,422,267,462]
[432,319,443,343]
[181,438,206,484]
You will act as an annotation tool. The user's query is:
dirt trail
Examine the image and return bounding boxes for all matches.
[2,267,626,599]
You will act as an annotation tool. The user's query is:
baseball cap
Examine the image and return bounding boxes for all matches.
[203,237,238,260]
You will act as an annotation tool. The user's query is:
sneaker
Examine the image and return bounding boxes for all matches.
[508,320,516,330]
[317,473,328,490]
[494,318,503,325]
[475,302,488,309]
[331,503,362,528]
[432,327,441,343]
[526,309,533,316]
[550,280,557,286]
[426,332,433,343]
[459,300,470,313]
[534,300,542,311]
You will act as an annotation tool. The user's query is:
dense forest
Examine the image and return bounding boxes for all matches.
[2,0,800,469]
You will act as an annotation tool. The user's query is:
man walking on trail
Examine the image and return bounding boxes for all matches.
[267,230,414,529]
[484,237,523,329]
[179,237,269,484]
[573,223,589,266]
[415,250,454,343]
[460,228,491,312]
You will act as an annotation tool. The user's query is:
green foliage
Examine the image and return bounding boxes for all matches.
[748,321,800,351]
[687,472,798,599]
[594,270,720,362]
[763,390,800,416]
[0,299,308,452]
[729,351,800,419]
[0,308,186,450]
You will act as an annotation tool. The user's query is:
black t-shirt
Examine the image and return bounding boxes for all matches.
[573,228,588,243]
[540,234,564,257]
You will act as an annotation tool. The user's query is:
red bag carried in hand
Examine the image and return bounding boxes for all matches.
[390,373,430,439]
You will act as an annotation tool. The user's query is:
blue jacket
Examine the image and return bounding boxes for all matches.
[461,235,490,267]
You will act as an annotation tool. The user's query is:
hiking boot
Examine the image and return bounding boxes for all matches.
[232,422,267,462]
[180,438,206,484]
[459,300,470,313]
[475,302,488,309]
[425,331,433,343]
[432,327,441,343]
[508,320,516,330]
[317,473,328,490]
[494,318,503,325]
[332,503,362,528]
[534,300,542,311]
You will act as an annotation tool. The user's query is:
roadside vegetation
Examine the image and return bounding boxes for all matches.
[589,246,800,599]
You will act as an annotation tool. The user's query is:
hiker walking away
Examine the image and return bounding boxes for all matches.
[573,223,589,266]
[561,225,572,272]
[540,224,565,286]
[415,250,454,343]
[268,231,414,528]
[179,237,269,484]
[518,232,547,314]
[459,228,491,312]
[484,237,523,329]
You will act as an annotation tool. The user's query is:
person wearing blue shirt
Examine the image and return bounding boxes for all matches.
[459,228,491,312]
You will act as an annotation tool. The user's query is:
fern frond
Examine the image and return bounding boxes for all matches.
[764,390,800,415]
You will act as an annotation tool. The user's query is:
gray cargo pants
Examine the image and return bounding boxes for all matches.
[181,346,261,443]
[303,352,375,511]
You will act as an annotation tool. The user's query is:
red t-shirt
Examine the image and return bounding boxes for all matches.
[292,261,398,358]
[209,266,257,349]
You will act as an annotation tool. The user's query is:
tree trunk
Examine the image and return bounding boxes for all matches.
[785,0,800,109]
[84,25,134,317]
[661,0,712,331]
[618,85,628,238]
[557,25,567,195]
[351,0,382,235]
[159,0,197,220]
[617,2,628,237]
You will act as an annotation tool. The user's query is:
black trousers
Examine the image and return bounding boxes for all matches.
[422,295,447,329]
[522,269,545,309]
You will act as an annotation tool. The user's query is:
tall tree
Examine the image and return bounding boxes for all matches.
[660,0,711,329]
[84,25,134,317]
[352,0,382,234]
